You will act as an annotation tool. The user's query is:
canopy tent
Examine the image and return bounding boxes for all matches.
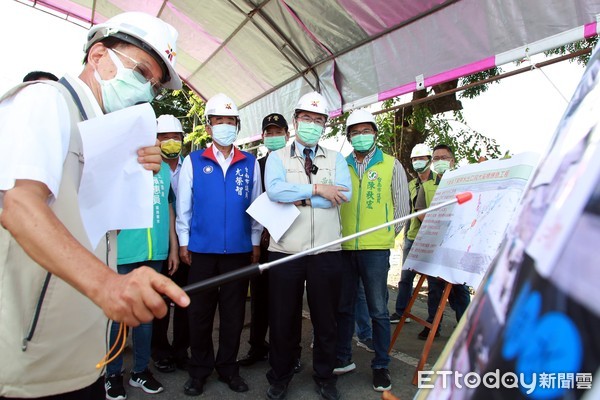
[21,0,600,143]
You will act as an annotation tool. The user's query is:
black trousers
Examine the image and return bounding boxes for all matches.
[266,251,342,386]
[187,252,250,380]
[0,377,104,400]
[247,247,270,354]
[151,259,190,362]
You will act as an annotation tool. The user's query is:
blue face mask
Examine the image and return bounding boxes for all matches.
[211,124,238,146]
[296,122,323,146]
[94,49,155,113]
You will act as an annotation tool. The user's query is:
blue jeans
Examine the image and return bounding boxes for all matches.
[426,278,471,323]
[395,238,416,315]
[354,279,372,341]
[336,250,391,369]
[106,260,162,376]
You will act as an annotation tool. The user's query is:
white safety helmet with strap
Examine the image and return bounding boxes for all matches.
[410,143,432,158]
[85,12,182,90]
[345,108,377,138]
[295,91,329,118]
[204,93,240,127]
[157,114,184,135]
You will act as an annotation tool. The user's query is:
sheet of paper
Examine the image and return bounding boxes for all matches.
[78,103,156,249]
[246,192,300,243]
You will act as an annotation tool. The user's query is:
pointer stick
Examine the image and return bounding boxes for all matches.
[179,192,473,296]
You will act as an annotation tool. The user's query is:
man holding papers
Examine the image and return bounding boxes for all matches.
[263,91,352,400]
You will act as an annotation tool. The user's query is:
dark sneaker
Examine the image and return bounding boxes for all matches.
[373,368,392,392]
[316,382,340,400]
[356,338,375,353]
[390,312,411,324]
[105,373,127,400]
[333,359,356,375]
[154,357,176,373]
[418,326,441,340]
[129,369,163,394]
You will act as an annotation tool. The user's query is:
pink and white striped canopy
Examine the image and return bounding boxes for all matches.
[21,0,600,143]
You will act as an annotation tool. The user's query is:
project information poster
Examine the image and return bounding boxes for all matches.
[404,152,538,288]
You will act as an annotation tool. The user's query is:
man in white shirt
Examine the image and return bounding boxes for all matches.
[0,12,189,399]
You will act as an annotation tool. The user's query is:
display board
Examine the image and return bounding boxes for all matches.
[404,152,538,288]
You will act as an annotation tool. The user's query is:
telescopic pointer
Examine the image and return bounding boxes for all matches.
[178,192,473,296]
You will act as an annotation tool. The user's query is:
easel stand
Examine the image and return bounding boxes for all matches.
[388,274,453,385]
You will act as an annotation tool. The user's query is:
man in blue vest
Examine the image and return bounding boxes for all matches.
[335,109,410,392]
[176,93,262,396]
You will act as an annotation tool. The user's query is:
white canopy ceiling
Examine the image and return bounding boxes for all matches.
[22,0,600,143]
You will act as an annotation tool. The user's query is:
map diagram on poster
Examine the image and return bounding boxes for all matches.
[404,152,539,288]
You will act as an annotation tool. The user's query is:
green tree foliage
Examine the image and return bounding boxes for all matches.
[544,36,597,66]
[151,83,208,154]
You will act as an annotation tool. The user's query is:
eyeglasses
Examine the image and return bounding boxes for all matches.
[110,48,163,96]
[297,114,326,126]
[432,155,453,161]
[349,128,375,136]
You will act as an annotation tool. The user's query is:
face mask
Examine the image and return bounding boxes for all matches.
[160,139,182,158]
[412,159,429,173]
[211,124,238,146]
[264,136,287,151]
[94,49,155,113]
[432,160,451,175]
[296,122,323,146]
[350,134,375,152]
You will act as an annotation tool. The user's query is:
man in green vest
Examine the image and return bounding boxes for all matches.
[390,143,435,324]
[414,144,471,339]
[335,109,410,392]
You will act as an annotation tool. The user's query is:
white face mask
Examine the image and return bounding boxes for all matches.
[432,160,451,175]
[211,124,238,146]
[94,49,155,113]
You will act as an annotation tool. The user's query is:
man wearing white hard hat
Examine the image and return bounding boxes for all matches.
[176,93,262,396]
[264,91,352,400]
[151,115,191,375]
[335,109,410,392]
[390,143,435,325]
[0,12,188,399]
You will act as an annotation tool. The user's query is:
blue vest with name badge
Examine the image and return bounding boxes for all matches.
[188,147,255,254]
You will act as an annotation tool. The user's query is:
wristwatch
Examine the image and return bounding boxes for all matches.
[301,199,307,206]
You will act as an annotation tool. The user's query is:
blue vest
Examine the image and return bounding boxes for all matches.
[188,147,255,254]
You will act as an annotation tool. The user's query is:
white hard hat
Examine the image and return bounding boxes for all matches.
[204,93,240,124]
[157,114,184,134]
[411,143,432,158]
[295,91,329,117]
[345,109,377,136]
[85,12,182,90]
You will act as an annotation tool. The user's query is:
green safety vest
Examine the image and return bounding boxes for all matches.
[341,148,396,250]
[406,172,438,240]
